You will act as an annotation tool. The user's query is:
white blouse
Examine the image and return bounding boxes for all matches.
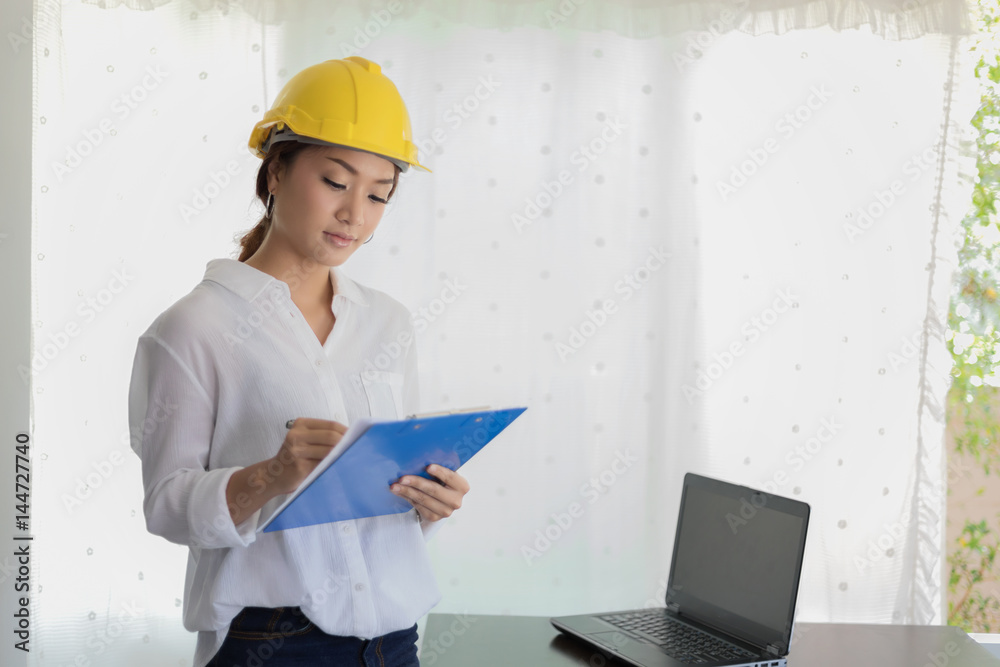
[127,257,443,667]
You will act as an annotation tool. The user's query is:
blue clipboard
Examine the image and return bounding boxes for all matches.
[258,406,528,533]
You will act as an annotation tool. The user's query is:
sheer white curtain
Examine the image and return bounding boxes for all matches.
[29,0,976,664]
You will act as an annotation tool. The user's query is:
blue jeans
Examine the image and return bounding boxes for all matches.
[206,606,420,667]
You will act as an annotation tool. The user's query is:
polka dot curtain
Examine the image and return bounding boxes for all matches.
[29,0,976,664]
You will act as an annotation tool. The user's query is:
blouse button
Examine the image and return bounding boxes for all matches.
[355,583,365,592]
[342,524,351,534]
[315,359,323,366]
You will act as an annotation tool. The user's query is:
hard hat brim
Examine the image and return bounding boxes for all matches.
[263,127,416,173]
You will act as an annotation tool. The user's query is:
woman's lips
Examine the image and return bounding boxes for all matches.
[324,232,352,248]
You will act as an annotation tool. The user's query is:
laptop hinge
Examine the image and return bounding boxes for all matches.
[765,643,782,656]
[667,602,680,613]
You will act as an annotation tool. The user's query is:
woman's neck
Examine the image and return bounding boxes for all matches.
[245,250,335,311]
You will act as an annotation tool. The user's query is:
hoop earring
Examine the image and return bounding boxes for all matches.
[364,232,374,245]
[266,192,275,218]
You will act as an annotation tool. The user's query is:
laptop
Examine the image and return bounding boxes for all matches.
[551,472,810,667]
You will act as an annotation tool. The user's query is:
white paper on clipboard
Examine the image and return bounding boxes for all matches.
[255,416,379,533]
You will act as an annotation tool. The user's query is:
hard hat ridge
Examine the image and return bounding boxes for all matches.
[248,56,430,173]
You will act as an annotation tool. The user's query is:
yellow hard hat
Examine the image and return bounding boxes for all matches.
[248,56,430,173]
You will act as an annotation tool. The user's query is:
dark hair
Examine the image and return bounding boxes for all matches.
[236,141,402,263]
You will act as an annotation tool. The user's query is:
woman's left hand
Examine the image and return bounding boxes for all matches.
[391,464,470,523]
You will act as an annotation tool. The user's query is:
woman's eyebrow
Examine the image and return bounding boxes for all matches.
[326,157,395,184]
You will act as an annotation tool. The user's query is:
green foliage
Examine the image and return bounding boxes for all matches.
[948,520,1000,631]
[949,4,1000,470]
[946,0,1000,634]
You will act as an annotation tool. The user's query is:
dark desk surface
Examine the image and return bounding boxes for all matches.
[422,613,1000,666]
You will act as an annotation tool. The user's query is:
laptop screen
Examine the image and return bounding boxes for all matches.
[667,474,809,654]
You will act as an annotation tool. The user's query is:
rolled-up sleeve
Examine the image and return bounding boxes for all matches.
[128,334,260,549]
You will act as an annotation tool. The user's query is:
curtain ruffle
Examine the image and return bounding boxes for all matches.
[79,0,975,40]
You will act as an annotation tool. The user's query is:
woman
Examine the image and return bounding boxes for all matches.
[127,56,468,667]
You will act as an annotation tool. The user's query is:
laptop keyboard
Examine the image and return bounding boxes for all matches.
[597,610,759,664]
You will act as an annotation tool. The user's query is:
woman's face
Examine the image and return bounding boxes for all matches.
[267,143,396,266]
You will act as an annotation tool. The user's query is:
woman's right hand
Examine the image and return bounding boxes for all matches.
[269,417,348,495]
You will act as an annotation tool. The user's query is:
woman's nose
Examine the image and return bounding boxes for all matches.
[336,189,367,227]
